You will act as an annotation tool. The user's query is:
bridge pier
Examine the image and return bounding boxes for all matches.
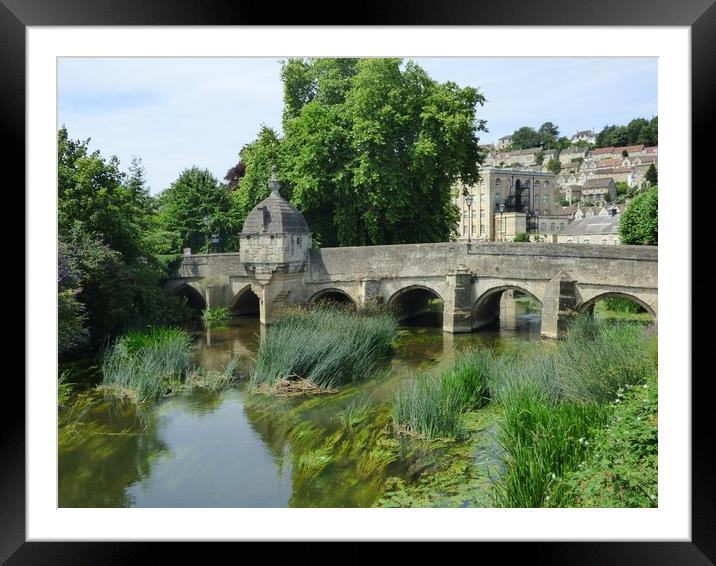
[541,272,579,339]
[443,268,473,333]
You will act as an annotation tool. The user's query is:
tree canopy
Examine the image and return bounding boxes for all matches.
[157,167,239,253]
[58,126,192,354]
[231,58,487,246]
[508,122,569,151]
[596,117,657,148]
[619,186,658,245]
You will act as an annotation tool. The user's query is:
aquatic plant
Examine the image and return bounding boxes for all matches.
[441,349,492,411]
[392,349,492,440]
[202,306,230,325]
[250,306,398,390]
[184,354,241,392]
[99,327,191,402]
[392,375,468,440]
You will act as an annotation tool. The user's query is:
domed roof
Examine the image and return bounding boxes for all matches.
[241,166,310,235]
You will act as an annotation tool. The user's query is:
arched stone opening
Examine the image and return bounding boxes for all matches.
[579,292,655,321]
[308,289,357,310]
[388,286,444,327]
[472,286,542,332]
[174,284,206,314]
[230,286,260,317]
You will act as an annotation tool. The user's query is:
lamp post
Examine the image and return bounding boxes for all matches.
[465,193,474,250]
[526,210,532,237]
[499,202,505,242]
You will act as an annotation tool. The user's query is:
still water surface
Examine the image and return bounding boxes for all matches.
[59,305,542,508]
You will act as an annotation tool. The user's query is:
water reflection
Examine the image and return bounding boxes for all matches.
[58,299,542,508]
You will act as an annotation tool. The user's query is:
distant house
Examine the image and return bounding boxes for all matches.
[496,135,513,150]
[581,177,617,204]
[570,129,596,145]
[557,209,621,245]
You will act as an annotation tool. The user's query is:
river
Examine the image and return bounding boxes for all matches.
[58,301,544,508]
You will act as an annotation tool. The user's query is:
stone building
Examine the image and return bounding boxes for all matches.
[570,129,596,144]
[486,147,559,168]
[456,167,561,242]
[239,166,312,286]
[580,177,617,204]
[557,208,621,245]
[496,135,512,149]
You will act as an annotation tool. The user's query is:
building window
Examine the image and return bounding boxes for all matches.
[480,225,485,235]
[584,239,591,244]
[540,223,546,232]
[559,223,565,232]
[535,180,540,189]
[471,224,476,235]
[550,222,556,232]
[601,238,607,245]
[463,226,467,236]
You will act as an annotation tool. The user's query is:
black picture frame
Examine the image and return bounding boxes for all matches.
[7,0,708,561]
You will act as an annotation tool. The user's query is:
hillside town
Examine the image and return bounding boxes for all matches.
[456,128,658,245]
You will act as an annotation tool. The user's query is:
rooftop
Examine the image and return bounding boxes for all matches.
[562,213,620,236]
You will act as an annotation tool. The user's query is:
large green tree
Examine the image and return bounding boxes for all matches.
[229,126,283,230]
[157,167,239,253]
[619,186,658,245]
[58,126,192,354]
[233,58,486,246]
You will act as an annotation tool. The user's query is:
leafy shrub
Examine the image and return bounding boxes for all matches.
[549,370,658,507]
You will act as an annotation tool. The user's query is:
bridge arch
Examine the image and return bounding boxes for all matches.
[308,288,358,309]
[579,291,656,319]
[387,284,445,324]
[230,284,260,316]
[472,285,542,330]
[171,282,207,312]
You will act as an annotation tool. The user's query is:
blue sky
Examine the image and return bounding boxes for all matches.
[58,57,657,194]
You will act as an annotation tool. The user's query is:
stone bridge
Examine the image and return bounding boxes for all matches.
[163,168,657,338]
[165,242,657,338]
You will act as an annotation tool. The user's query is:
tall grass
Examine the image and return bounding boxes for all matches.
[392,348,491,439]
[492,316,655,507]
[250,307,398,390]
[494,380,607,507]
[553,316,652,403]
[100,327,191,403]
[58,370,73,407]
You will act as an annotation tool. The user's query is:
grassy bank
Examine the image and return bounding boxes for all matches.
[390,316,657,507]
[250,307,398,392]
[99,327,239,402]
